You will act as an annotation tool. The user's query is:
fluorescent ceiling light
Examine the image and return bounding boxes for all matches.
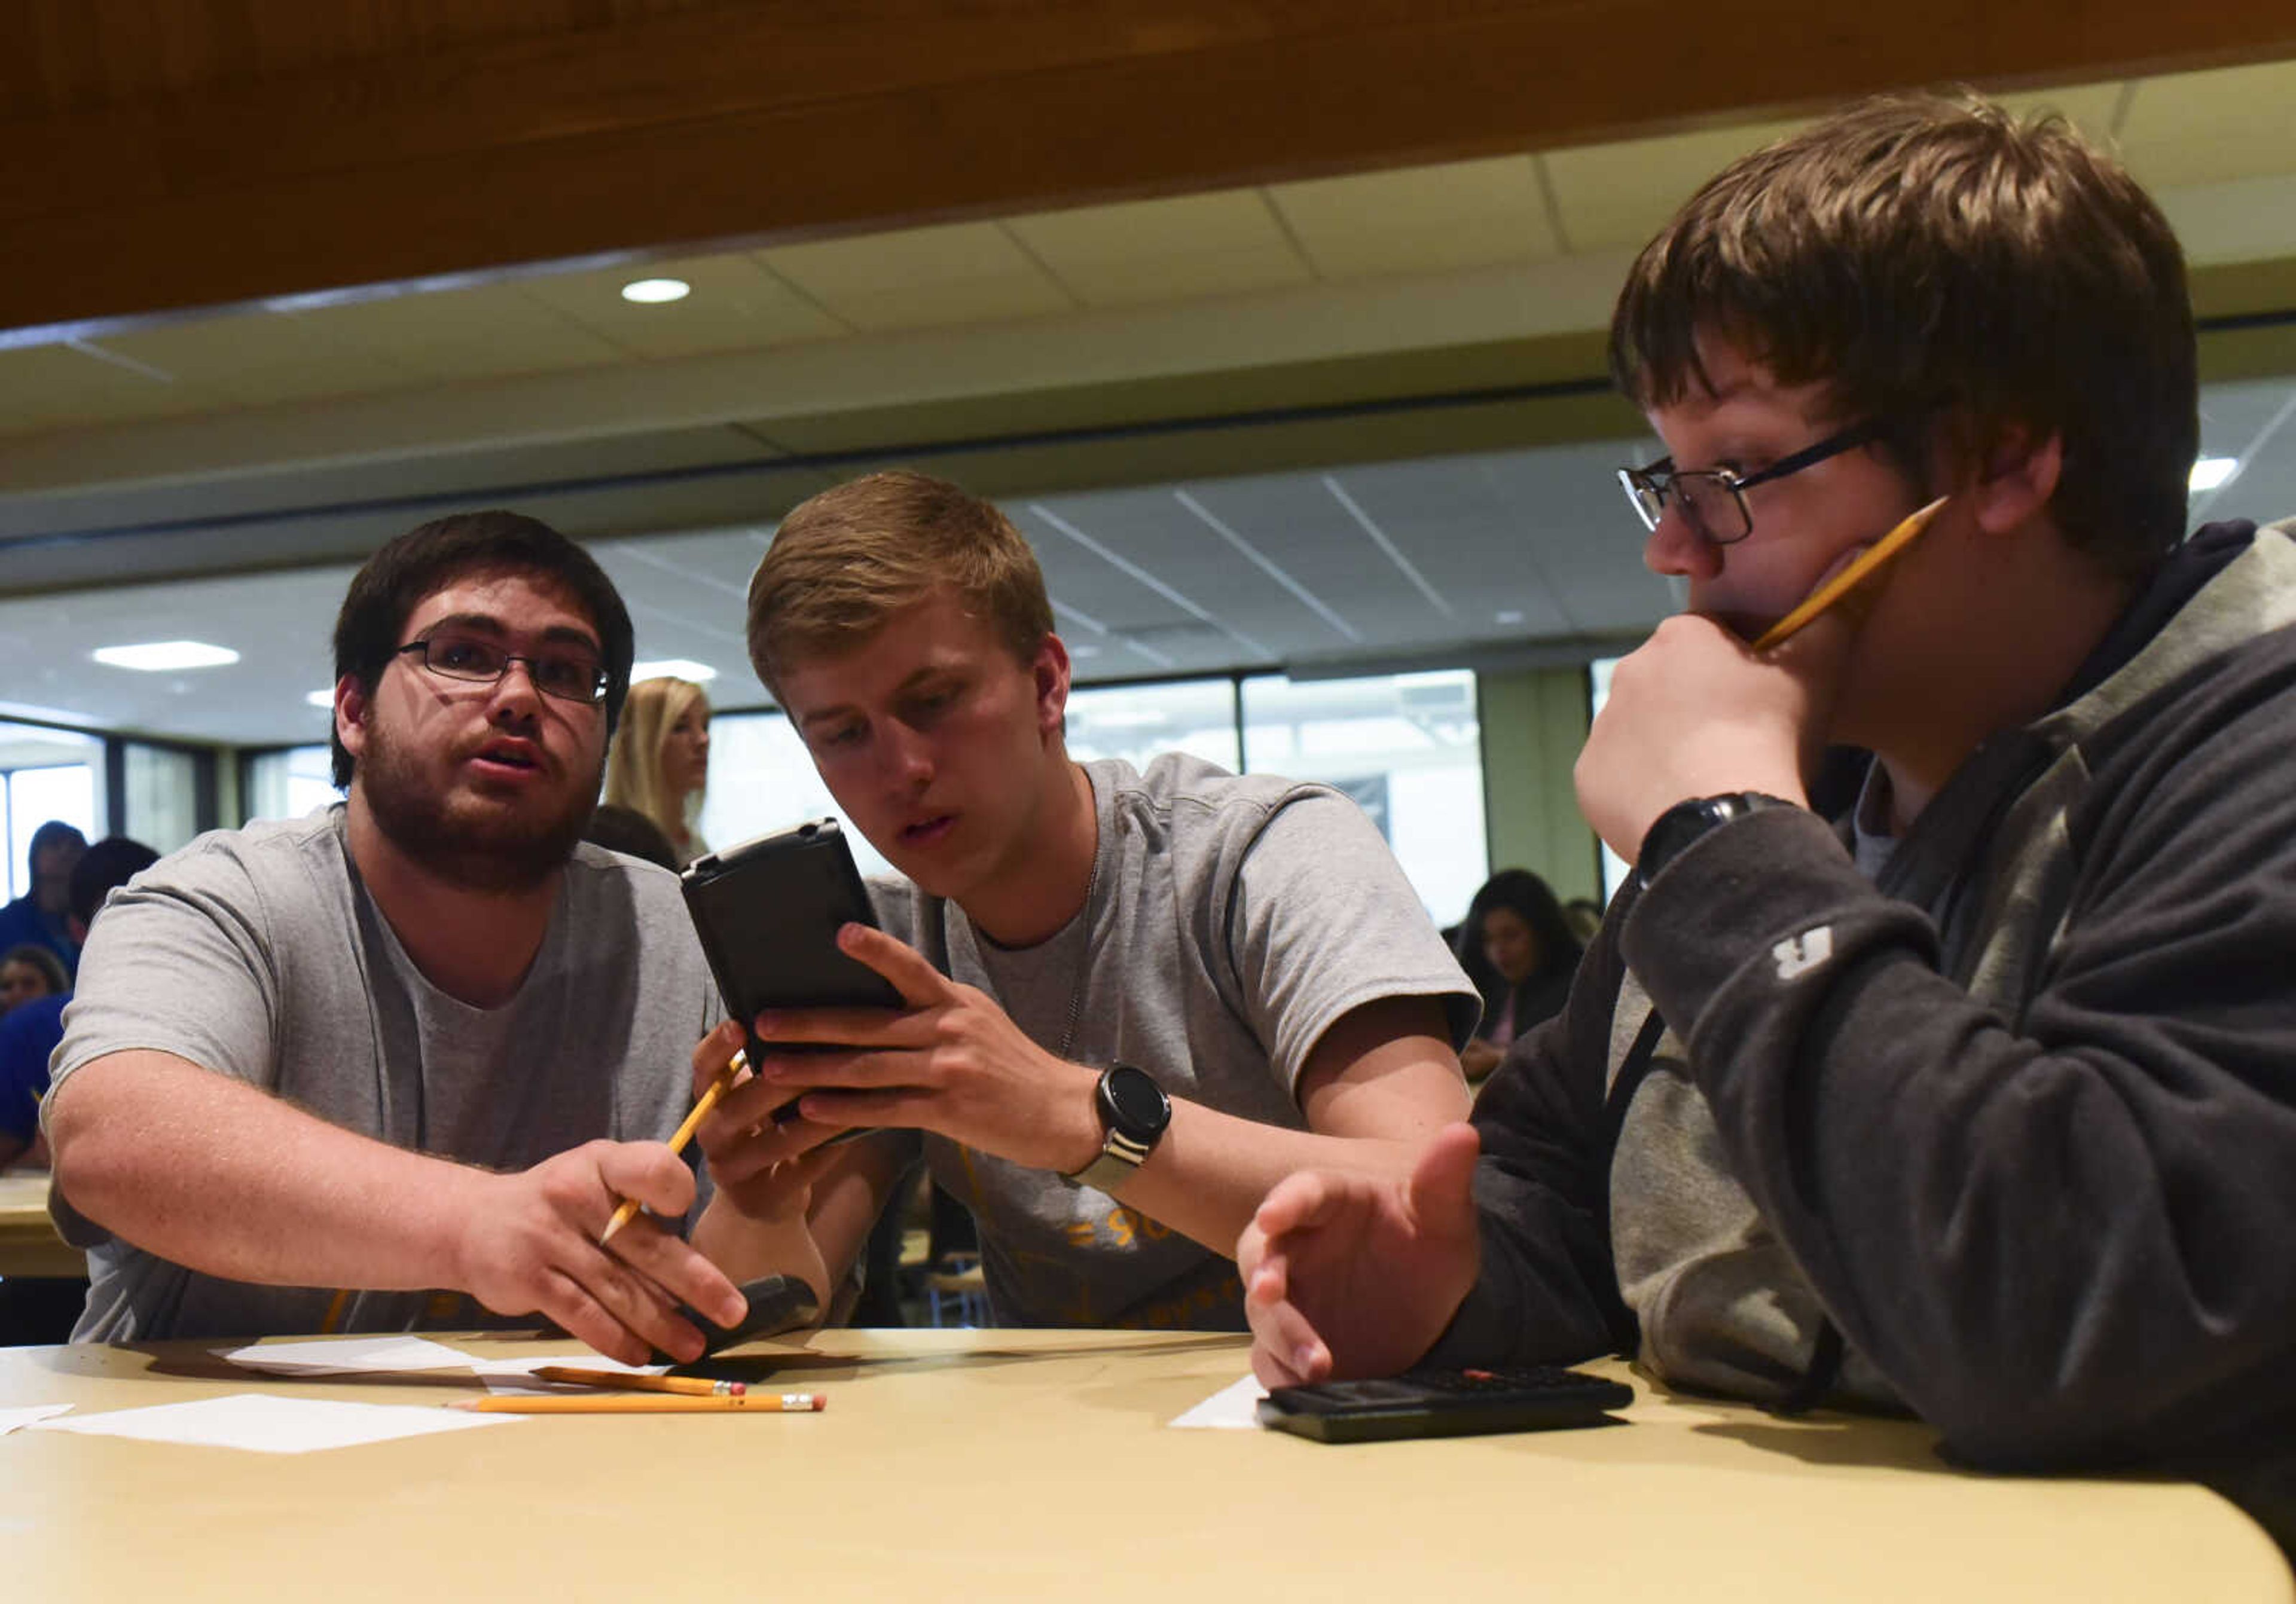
[2190,457,2240,492]
[629,658,719,683]
[620,277,691,304]
[305,689,336,709]
[92,640,241,672]
[1494,610,1525,625]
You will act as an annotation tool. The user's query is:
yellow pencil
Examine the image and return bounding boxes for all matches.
[449,1392,823,1414]
[598,1050,746,1247]
[1751,496,1950,652]
[530,1367,745,1397]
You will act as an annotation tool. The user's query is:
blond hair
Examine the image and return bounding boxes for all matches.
[604,676,709,845]
[746,470,1055,695]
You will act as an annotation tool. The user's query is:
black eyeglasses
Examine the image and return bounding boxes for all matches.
[394,633,610,706]
[1618,415,1898,546]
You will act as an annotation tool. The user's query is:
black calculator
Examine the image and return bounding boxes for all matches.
[1256,1365,1634,1443]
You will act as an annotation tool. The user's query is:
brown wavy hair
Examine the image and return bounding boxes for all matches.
[1609,93,2197,582]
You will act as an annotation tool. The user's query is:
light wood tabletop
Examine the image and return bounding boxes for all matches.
[0,1327,2284,1602]
[0,1170,80,1279]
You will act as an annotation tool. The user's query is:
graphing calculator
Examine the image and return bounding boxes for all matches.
[1256,1365,1635,1443]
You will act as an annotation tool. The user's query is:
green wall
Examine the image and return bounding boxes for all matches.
[1477,665,1599,905]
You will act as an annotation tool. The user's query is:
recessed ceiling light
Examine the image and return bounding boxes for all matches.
[620,277,691,305]
[1495,610,1525,625]
[1069,643,1101,659]
[629,658,718,683]
[305,689,336,709]
[92,640,240,672]
[2190,456,2240,492]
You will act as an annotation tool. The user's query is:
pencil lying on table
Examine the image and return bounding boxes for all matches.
[450,1392,823,1414]
[1751,496,1950,652]
[529,1367,745,1397]
[597,1049,746,1247]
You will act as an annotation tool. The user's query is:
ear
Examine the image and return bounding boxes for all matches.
[1965,425,2065,537]
[1030,634,1073,743]
[335,675,371,763]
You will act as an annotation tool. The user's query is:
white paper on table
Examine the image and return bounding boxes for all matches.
[466,1354,668,1394]
[29,1393,512,1454]
[0,1404,72,1435]
[218,1336,481,1376]
[1170,1374,1269,1429]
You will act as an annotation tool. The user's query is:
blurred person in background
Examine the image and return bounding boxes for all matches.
[1,945,69,1017]
[0,821,88,978]
[1454,869,1582,1080]
[605,676,712,867]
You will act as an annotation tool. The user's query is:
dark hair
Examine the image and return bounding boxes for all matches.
[1,943,68,997]
[328,511,635,788]
[1457,869,1582,980]
[69,836,160,929]
[582,804,681,872]
[1609,93,2196,582]
[26,820,87,885]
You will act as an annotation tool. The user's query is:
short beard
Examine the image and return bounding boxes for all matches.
[356,720,597,894]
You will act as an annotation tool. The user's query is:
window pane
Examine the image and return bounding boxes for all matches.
[1239,671,1486,922]
[1066,679,1240,772]
[694,712,891,878]
[1,722,104,903]
[246,745,340,824]
[123,743,200,856]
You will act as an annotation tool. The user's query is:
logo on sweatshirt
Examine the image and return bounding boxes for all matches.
[1772,925,1834,982]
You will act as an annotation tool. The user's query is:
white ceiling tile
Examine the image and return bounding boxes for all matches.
[517,253,848,358]
[2158,174,2296,267]
[758,223,1071,331]
[0,344,212,436]
[1541,117,1808,254]
[1006,190,1312,306]
[1269,155,1561,280]
[84,311,426,407]
[291,284,628,381]
[2116,60,2296,191]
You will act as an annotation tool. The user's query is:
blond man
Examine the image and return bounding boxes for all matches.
[692,470,1479,1328]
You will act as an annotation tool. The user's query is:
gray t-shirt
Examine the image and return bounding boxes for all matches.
[47,807,721,1342]
[870,754,1477,1329]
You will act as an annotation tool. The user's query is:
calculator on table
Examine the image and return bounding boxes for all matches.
[1256,1365,1634,1443]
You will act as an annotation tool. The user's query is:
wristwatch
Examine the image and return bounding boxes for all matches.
[1063,1063,1172,1191]
[1634,793,1799,893]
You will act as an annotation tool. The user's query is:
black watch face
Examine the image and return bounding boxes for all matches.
[1103,1065,1170,1134]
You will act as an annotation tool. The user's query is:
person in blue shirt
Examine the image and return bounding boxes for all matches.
[0,821,87,981]
[0,836,157,1171]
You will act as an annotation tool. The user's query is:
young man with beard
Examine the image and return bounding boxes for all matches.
[45,512,751,1362]
[689,470,1479,1329]
[1238,94,2296,1526]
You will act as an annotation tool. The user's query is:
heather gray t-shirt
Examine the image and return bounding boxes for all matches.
[47,807,721,1342]
[869,754,1478,1329]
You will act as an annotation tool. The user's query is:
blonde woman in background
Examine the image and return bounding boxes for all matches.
[604,676,712,867]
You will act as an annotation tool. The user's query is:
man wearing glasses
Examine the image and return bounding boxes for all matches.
[45,511,754,1362]
[1242,93,2296,1528]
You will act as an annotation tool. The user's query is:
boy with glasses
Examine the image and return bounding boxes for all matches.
[45,512,758,1362]
[1241,93,2296,1520]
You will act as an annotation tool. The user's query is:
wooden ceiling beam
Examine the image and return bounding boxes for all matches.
[7,0,2296,342]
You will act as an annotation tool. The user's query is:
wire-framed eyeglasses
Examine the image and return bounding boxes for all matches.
[1618,415,1898,546]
